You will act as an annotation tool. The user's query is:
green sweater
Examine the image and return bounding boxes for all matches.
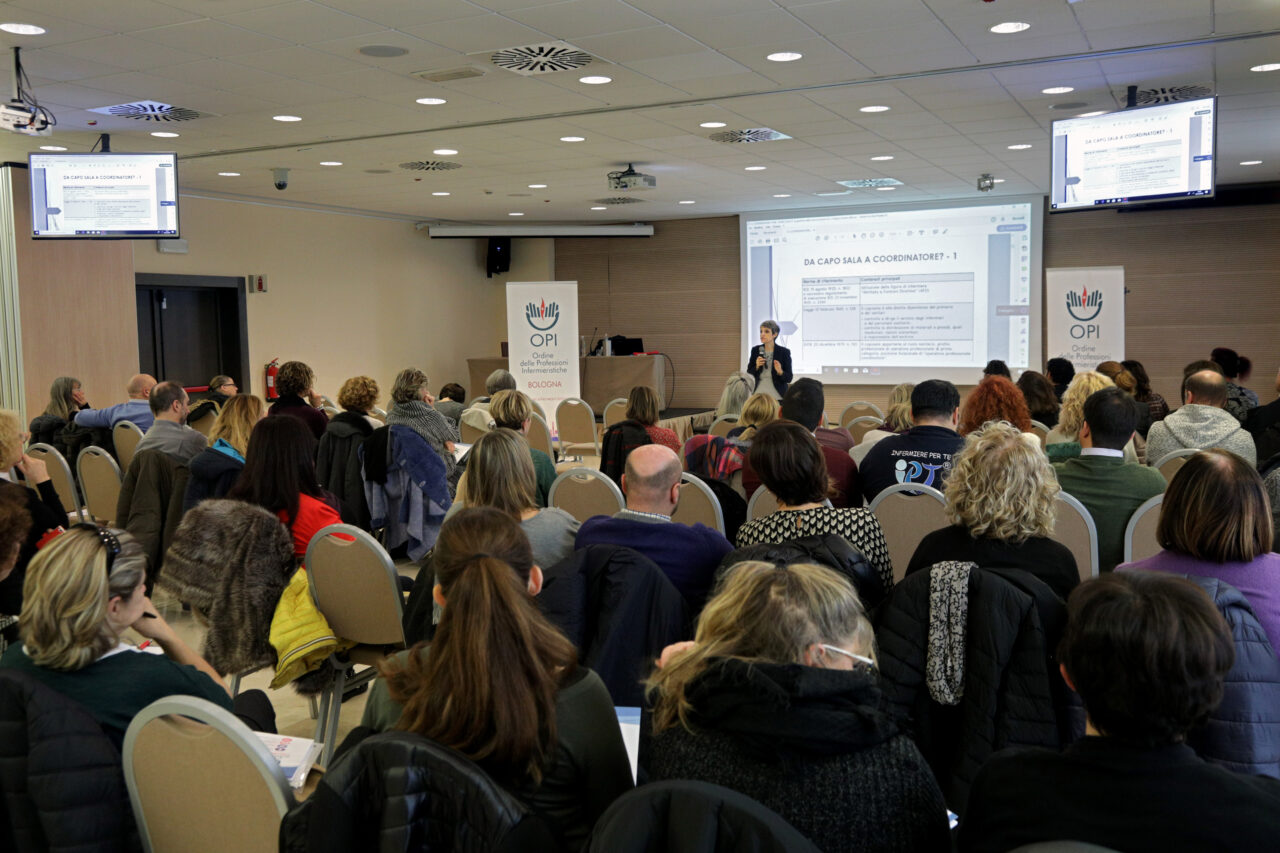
[1053,454,1166,573]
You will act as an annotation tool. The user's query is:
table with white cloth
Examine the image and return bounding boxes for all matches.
[467,356,665,413]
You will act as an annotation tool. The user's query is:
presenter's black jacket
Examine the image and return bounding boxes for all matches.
[746,344,792,397]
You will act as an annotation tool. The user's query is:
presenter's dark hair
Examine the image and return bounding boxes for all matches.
[759,319,780,336]
[1046,358,1075,386]
[227,415,323,527]
[1059,572,1233,747]
[748,420,832,506]
[1082,388,1138,450]
[911,380,960,421]
[148,381,187,416]
[779,378,824,431]
[982,359,1011,379]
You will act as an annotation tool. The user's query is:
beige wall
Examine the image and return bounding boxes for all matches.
[136,196,553,403]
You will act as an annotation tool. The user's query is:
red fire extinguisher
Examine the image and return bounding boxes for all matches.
[264,358,280,400]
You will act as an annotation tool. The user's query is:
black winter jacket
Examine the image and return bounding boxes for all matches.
[0,670,139,853]
[279,731,558,853]
[598,420,652,486]
[316,412,374,530]
[874,566,1063,815]
[182,444,244,512]
[718,532,888,610]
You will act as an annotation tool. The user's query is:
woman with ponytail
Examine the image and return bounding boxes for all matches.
[361,507,632,850]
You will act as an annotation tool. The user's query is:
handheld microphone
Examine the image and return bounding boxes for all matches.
[587,326,598,355]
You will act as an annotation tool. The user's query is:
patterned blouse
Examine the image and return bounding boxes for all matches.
[735,506,893,592]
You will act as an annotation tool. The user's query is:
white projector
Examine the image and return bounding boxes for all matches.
[607,165,656,191]
[2,100,51,136]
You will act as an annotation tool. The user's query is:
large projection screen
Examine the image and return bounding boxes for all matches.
[740,197,1043,387]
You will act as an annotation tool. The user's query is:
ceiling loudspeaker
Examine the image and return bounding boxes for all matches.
[487,237,511,278]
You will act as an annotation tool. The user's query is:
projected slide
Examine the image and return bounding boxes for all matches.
[744,201,1038,386]
[29,152,178,238]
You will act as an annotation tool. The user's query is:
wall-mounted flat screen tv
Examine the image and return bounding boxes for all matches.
[28,151,179,238]
[1050,97,1216,212]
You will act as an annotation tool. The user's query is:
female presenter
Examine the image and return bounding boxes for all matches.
[746,319,793,401]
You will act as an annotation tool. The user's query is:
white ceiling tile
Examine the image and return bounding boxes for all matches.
[158,0,298,13]
[573,26,706,63]
[162,59,289,92]
[310,0,488,28]
[402,15,551,53]
[133,19,292,58]
[7,0,200,32]
[229,46,376,76]
[506,0,660,40]
[222,2,386,44]
[789,0,939,32]
[662,11,821,50]
[626,51,747,82]
[39,35,199,72]
[0,11,109,48]
[16,50,126,82]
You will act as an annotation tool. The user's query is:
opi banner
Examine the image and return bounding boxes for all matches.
[1045,266,1125,368]
[506,281,580,431]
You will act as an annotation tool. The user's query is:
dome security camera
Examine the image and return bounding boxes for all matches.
[272,167,289,191]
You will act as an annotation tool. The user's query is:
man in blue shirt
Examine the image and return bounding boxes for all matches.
[860,379,964,504]
[73,373,157,432]
[575,444,732,611]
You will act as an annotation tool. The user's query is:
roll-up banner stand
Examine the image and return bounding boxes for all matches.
[1045,266,1125,369]
[506,281,580,433]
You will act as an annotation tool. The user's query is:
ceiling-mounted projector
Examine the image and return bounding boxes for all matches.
[608,164,656,191]
[2,100,50,136]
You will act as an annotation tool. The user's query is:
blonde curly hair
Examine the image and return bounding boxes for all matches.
[944,420,1059,542]
[1056,370,1115,439]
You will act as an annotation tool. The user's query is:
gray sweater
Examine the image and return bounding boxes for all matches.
[1146,404,1257,467]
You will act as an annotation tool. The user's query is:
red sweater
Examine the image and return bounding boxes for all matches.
[278,493,343,558]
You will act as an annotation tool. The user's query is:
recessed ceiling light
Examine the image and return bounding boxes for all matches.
[1241,160,1263,165]
[1250,63,1280,72]
[875,186,896,191]
[860,105,890,113]
[993,178,1006,183]
[870,155,895,161]
[579,75,612,84]
[150,131,179,138]
[39,145,67,151]
[678,200,696,204]
[0,23,45,35]
[509,212,524,216]
[528,183,547,188]
[773,194,791,198]
[273,115,302,122]
[590,206,607,210]
[990,22,1030,34]
[1077,110,1107,117]
[744,165,767,171]
[700,121,726,128]
[1007,143,1033,150]
[217,171,240,176]
[416,97,447,105]
[320,161,342,166]
[560,136,585,142]
[359,44,408,58]
[766,52,803,62]
[433,148,458,156]
[432,191,450,196]
[1042,86,1075,95]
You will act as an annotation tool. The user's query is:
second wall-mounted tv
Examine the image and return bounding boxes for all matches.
[1050,97,1216,212]
[29,151,179,238]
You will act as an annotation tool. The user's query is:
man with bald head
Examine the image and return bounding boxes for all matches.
[575,444,732,610]
[1146,369,1257,466]
[73,373,157,432]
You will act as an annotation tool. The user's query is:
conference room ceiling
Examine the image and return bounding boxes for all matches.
[0,0,1277,223]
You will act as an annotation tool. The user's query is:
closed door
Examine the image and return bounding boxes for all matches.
[137,285,239,385]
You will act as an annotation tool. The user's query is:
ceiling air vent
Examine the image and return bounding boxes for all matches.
[87,100,213,122]
[594,197,646,205]
[490,42,594,76]
[399,161,462,172]
[1129,84,1213,105]
[414,66,485,83]
[709,128,791,143]
[837,178,903,188]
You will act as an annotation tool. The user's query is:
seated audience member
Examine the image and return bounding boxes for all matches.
[714,371,756,419]
[1016,370,1060,429]
[28,375,89,451]
[458,429,579,568]
[1212,346,1259,422]
[959,572,1280,853]
[1118,449,1280,650]
[815,416,856,454]
[74,373,157,432]
[227,416,341,559]
[1181,358,1224,399]
[1053,388,1166,573]
[736,422,891,590]
[361,508,632,851]
[725,392,778,441]
[316,379,379,527]
[0,411,66,623]
[982,359,1012,380]
[335,375,381,429]
[386,367,461,481]
[1096,360,1152,443]
[0,484,32,648]
[460,368,517,434]
[1123,358,1170,436]
[1045,371,1139,463]
[489,389,555,507]
[184,394,264,510]
[743,378,862,508]
[267,360,328,439]
[0,526,274,745]
[625,385,680,454]
[1147,370,1257,467]
[644,561,949,853]
[576,445,733,610]
[908,421,1078,600]
[434,382,466,424]
[849,383,915,467]
[1046,357,1075,401]
[187,374,238,424]
[958,375,1033,436]
[134,381,207,463]
[860,380,964,503]
[1244,365,1280,463]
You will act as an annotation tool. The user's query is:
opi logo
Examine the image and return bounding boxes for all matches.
[1066,287,1102,322]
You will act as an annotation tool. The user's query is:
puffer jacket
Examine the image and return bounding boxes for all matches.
[316,412,374,530]
[1145,404,1257,466]
[874,565,1063,816]
[279,731,558,853]
[1181,575,1280,778]
[269,569,355,689]
[27,413,70,456]
[116,449,189,589]
[0,670,139,853]
[718,532,887,610]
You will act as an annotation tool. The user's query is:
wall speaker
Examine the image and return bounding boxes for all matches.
[486,237,511,278]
